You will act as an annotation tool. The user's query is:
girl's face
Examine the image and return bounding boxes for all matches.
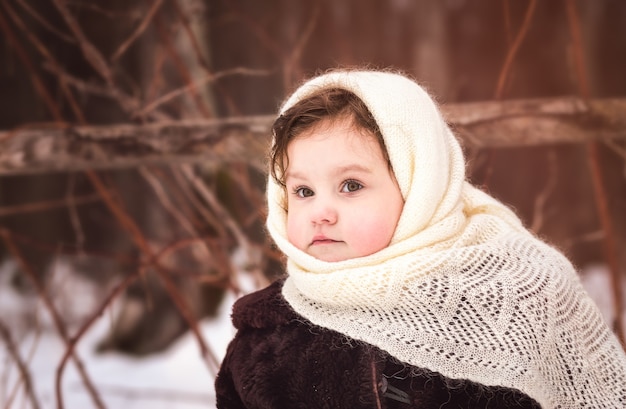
[285,117,404,262]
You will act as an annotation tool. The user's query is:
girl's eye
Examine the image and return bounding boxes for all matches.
[341,180,363,193]
[294,187,314,198]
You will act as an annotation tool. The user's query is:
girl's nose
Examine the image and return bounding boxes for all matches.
[311,200,338,225]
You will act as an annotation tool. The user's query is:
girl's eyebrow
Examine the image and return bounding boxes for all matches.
[332,164,373,176]
[285,163,373,182]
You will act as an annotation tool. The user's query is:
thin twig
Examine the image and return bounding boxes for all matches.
[148,237,232,287]
[137,66,269,118]
[564,0,590,97]
[144,167,210,231]
[603,139,626,161]
[85,171,152,252]
[502,0,513,46]
[169,0,212,72]
[0,6,63,120]
[152,261,222,373]
[0,194,101,217]
[0,320,41,409]
[111,0,164,62]
[170,168,227,237]
[16,0,76,43]
[233,164,265,230]
[180,165,248,247]
[494,0,538,99]
[63,1,139,19]
[139,167,203,238]
[41,62,158,121]
[283,0,320,89]
[66,174,86,253]
[151,11,213,117]
[530,149,557,233]
[56,273,139,397]
[143,42,170,104]
[230,4,284,59]
[562,229,604,248]
[6,229,137,266]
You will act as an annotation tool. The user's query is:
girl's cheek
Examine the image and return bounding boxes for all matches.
[286,213,301,248]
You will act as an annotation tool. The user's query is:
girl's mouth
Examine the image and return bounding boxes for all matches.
[310,235,339,245]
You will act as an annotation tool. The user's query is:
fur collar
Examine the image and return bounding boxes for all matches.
[231,280,295,330]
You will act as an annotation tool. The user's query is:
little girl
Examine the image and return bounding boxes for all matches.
[215,69,626,408]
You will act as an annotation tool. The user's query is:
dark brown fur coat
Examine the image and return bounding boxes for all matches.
[215,280,541,409]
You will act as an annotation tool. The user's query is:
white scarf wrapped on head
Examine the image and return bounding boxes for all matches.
[266,70,626,409]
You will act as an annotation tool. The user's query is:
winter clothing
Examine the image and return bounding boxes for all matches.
[215,279,541,409]
[264,70,626,408]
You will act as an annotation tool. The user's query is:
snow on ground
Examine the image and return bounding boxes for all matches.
[0,258,241,409]
[1,291,238,409]
[1,262,624,409]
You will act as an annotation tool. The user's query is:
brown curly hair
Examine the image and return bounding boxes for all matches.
[269,88,391,187]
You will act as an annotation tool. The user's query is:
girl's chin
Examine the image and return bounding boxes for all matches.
[306,243,351,262]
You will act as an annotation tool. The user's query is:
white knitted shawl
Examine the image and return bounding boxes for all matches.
[266,70,626,408]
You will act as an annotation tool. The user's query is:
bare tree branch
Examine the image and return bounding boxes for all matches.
[0,193,101,217]
[1,96,625,175]
[565,0,625,349]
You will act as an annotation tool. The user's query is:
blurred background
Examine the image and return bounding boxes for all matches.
[0,0,625,408]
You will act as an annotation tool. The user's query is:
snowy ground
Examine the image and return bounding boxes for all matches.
[0,257,241,409]
[0,299,235,409]
[0,263,624,409]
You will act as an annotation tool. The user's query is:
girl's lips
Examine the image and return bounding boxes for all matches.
[310,236,338,245]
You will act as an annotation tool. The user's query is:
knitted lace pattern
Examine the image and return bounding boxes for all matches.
[266,70,626,409]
